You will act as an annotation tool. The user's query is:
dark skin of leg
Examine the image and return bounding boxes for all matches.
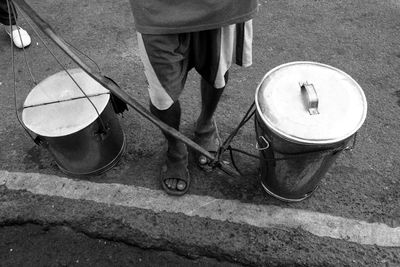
[197,78,225,129]
[150,74,226,192]
[150,101,188,191]
[196,76,226,164]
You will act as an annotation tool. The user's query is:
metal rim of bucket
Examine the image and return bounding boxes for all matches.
[22,68,111,138]
[55,133,126,177]
[260,181,318,202]
[254,61,368,146]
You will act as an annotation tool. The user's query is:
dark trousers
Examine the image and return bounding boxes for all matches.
[0,0,17,25]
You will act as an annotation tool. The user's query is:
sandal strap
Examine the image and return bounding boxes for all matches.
[160,163,190,196]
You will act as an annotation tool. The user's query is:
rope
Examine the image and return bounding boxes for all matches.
[218,101,256,157]
[23,93,109,109]
[8,1,36,84]
[7,0,37,143]
[212,102,256,175]
[64,40,102,74]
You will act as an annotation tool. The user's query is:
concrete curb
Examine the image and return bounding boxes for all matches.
[1,170,399,247]
[1,170,399,266]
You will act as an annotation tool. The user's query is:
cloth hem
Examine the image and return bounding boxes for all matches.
[134,11,257,34]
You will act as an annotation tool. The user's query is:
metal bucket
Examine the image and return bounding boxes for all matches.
[22,68,126,177]
[254,62,367,202]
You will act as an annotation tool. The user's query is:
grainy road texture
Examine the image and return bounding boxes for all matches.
[0,0,399,266]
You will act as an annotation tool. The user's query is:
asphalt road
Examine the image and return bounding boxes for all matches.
[0,0,399,266]
[0,223,240,267]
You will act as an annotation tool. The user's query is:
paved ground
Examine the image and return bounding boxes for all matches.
[0,0,399,266]
[0,223,240,267]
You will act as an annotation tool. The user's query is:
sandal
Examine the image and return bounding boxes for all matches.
[194,120,221,172]
[160,161,190,196]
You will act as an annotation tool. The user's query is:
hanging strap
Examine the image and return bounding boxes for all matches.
[6,0,39,144]
[217,101,256,159]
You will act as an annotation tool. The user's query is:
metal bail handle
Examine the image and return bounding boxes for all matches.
[300,82,319,115]
[256,136,270,150]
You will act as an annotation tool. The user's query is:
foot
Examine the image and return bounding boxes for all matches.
[194,120,221,172]
[5,25,31,48]
[160,160,190,196]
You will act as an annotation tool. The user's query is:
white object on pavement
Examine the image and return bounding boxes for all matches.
[5,26,31,48]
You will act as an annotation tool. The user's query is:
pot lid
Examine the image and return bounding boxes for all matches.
[22,68,110,137]
[255,61,367,144]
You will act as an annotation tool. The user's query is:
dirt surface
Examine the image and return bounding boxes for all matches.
[0,0,399,265]
[0,223,241,267]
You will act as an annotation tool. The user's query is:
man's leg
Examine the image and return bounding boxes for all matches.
[195,76,227,165]
[193,21,253,170]
[196,76,225,132]
[137,32,191,195]
[150,101,188,191]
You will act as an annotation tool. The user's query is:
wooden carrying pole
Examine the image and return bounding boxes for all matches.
[12,0,241,178]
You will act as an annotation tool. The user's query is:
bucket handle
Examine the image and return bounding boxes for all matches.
[343,132,358,151]
[300,82,319,115]
[256,136,270,150]
[253,132,358,162]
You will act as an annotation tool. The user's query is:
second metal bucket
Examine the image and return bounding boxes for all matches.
[21,68,126,177]
[254,61,367,202]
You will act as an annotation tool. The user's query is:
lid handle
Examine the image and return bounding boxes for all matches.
[300,82,319,115]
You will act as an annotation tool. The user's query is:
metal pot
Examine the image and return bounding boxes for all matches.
[255,61,367,202]
[22,68,126,177]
